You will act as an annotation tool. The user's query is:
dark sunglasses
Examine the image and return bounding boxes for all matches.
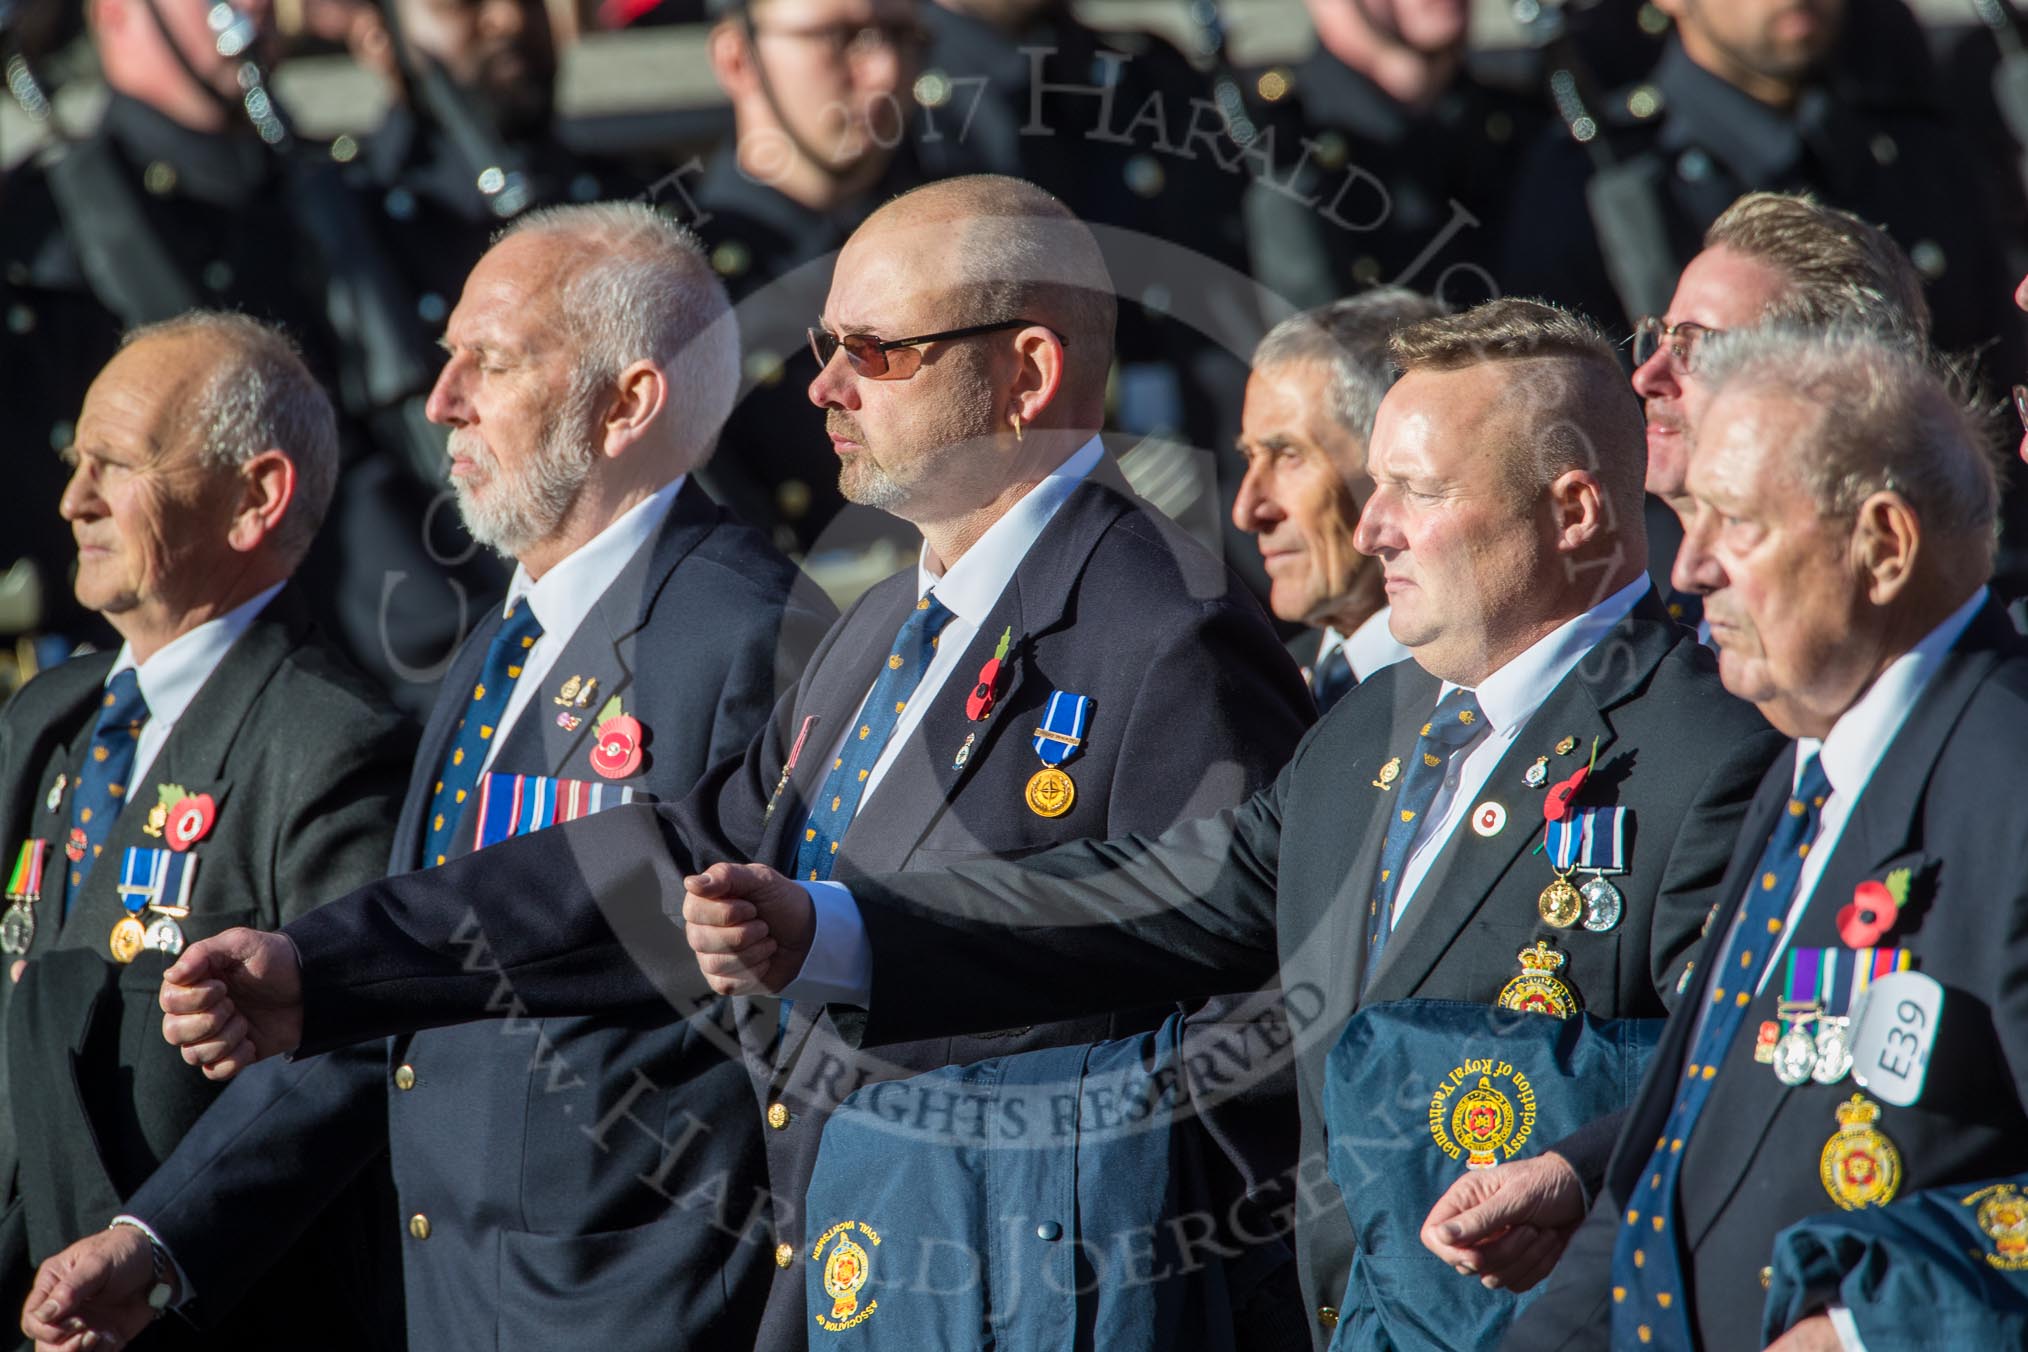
[807,319,1064,380]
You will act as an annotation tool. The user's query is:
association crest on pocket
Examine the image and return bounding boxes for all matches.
[811,1219,881,1331]
[1429,1057,1539,1171]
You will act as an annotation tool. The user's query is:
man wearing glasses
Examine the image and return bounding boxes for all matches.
[149,174,1315,1352]
[1626,192,1931,632]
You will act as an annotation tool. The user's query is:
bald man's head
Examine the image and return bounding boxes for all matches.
[858,176,1116,407]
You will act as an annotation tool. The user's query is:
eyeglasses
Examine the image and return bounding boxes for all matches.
[2013,384,2027,432]
[1632,316,1720,373]
[747,19,929,59]
[807,318,1063,380]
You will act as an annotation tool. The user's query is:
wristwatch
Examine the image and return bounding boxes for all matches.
[107,1220,175,1317]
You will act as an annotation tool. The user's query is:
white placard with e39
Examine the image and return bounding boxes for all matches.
[1850,970,1944,1108]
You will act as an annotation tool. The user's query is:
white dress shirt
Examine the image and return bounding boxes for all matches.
[808,436,1102,803]
[110,582,285,788]
[483,476,684,774]
[793,574,1655,1005]
[1387,575,1649,928]
[1315,606,1413,687]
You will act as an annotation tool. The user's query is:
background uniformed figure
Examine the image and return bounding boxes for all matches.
[140,175,1317,1352]
[20,206,835,1352]
[0,0,504,717]
[673,298,1786,1350]
[668,0,930,567]
[1488,327,2028,1352]
[1498,0,2026,381]
[1232,290,1434,711]
[0,312,412,1351]
[338,0,653,341]
[1235,0,1546,314]
[1628,191,1931,612]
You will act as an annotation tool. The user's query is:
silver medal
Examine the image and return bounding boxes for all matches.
[0,903,34,956]
[1580,874,1624,932]
[141,913,186,957]
[1773,1022,1819,1086]
[1811,1018,1853,1084]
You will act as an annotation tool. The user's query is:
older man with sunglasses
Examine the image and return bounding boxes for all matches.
[148,173,1314,1352]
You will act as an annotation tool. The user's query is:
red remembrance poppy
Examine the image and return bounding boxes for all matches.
[1543,765,1591,823]
[589,715,643,780]
[1837,879,1897,948]
[165,794,216,852]
[966,657,1003,721]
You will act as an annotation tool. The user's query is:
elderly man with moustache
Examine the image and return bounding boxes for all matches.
[127,175,1314,1352]
[0,312,413,1350]
[1488,327,2028,1351]
[670,298,1785,1348]
[20,203,834,1352]
[1234,289,1439,711]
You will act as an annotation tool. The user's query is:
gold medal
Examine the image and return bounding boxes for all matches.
[1372,757,1402,790]
[1819,1094,1901,1210]
[1497,941,1581,1018]
[1538,874,1583,928]
[108,915,146,965]
[1025,767,1075,818]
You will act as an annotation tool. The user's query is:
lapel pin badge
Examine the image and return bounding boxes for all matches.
[1471,801,1507,837]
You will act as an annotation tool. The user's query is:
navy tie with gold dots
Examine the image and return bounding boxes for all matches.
[1611,752,1831,1349]
[423,603,544,867]
[1361,687,1483,980]
[64,667,149,915]
[793,593,955,884]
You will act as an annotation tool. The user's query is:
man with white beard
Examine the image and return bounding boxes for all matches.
[21,202,836,1351]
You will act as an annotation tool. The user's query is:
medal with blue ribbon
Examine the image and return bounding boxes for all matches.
[112,845,196,964]
[1773,946,1914,1086]
[1542,806,1629,932]
[472,773,638,852]
[1024,690,1091,819]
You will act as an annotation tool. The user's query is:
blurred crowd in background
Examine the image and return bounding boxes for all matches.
[3,0,2026,716]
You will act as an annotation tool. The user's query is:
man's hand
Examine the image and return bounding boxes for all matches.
[158,928,303,1080]
[1420,1151,1586,1292]
[683,862,816,996]
[1764,1312,1842,1352]
[20,1225,161,1350]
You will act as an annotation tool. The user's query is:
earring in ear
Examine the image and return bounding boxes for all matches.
[1010,412,1024,443]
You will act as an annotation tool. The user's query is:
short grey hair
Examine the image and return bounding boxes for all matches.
[1698,324,1997,563]
[500,202,740,469]
[1252,288,1448,441]
[121,310,338,564]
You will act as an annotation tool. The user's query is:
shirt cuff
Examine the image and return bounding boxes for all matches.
[109,1215,194,1307]
[1828,1303,1867,1352]
[782,881,872,1007]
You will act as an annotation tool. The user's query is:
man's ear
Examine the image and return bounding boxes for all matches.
[1852,490,1921,604]
[1547,468,1609,554]
[228,450,297,554]
[1006,326,1066,427]
[708,18,758,100]
[600,361,671,458]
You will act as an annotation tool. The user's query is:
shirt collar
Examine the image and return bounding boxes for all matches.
[1442,576,1651,733]
[915,437,1103,620]
[1794,585,1989,796]
[505,476,685,636]
[110,583,285,726]
[1320,606,1412,684]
